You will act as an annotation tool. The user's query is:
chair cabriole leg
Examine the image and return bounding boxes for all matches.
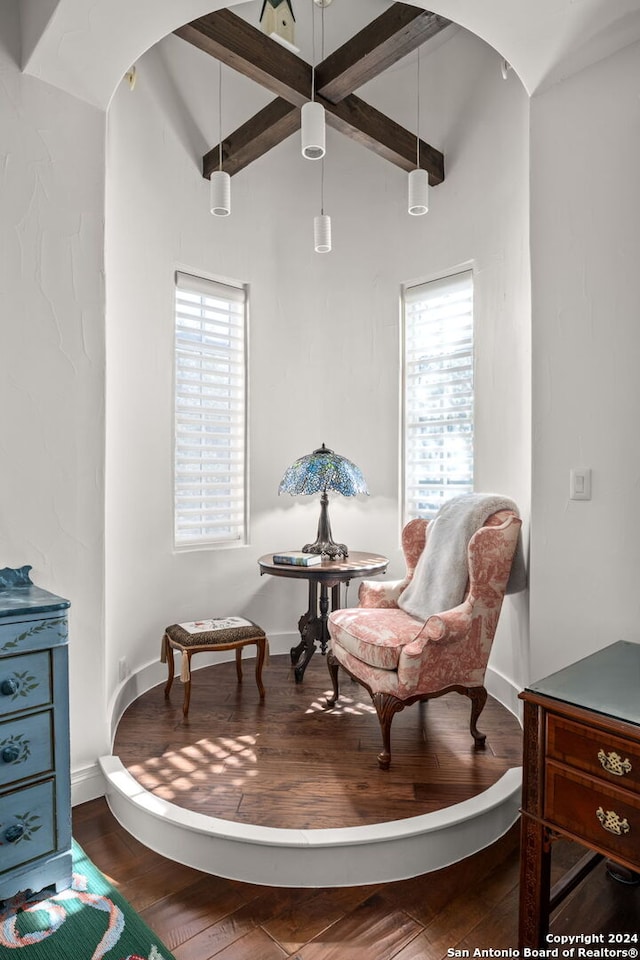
[326,649,340,707]
[372,692,405,769]
[467,685,488,747]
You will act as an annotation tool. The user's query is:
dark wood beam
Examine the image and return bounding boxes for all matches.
[211,91,444,184]
[175,8,444,184]
[325,93,444,185]
[175,10,310,107]
[316,3,451,104]
[203,99,299,179]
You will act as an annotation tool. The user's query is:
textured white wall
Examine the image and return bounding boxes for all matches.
[105,26,531,703]
[529,39,640,679]
[0,2,108,774]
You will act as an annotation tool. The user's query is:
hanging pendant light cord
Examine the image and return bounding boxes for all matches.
[219,60,223,172]
[311,0,316,101]
[320,2,325,214]
[416,45,421,169]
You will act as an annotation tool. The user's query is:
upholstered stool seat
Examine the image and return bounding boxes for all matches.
[161,617,266,716]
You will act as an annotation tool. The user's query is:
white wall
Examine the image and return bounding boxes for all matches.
[0,1,108,779]
[529,40,640,680]
[105,25,531,704]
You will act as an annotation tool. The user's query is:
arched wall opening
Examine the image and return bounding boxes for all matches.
[103,1,532,715]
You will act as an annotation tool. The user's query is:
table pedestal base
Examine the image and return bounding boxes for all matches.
[258,551,388,683]
[290,581,341,682]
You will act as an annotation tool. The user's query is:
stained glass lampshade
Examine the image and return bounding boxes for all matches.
[278,443,369,559]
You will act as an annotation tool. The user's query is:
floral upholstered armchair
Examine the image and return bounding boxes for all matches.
[326,495,523,768]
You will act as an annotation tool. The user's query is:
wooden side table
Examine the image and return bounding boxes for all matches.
[258,552,388,681]
[519,640,640,947]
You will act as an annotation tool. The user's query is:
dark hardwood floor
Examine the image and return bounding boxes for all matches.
[72,800,640,960]
[113,653,522,829]
[92,652,640,957]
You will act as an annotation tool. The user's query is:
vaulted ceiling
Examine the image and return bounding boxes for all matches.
[21,0,640,111]
[175,4,449,185]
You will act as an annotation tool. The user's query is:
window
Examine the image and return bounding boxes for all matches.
[174,272,247,547]
[402,270,474,521]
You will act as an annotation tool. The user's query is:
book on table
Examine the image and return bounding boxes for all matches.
[272,551,323,566]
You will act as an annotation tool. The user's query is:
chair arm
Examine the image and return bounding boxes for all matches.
[396,597,476,693]
[358,577,408,608]
[401,596,476,658]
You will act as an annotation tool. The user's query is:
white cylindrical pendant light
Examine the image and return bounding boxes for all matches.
[210,170,231,217]
[314,213,332,253]
[301,101,326,160]
[408,168,428,216]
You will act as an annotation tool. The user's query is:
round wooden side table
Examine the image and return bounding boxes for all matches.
[258,551,388,682]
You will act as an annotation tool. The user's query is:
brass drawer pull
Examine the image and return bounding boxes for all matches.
[598,749,632,777]
[596,806,630,836]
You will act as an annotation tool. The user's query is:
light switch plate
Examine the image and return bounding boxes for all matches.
[570,468,591,500]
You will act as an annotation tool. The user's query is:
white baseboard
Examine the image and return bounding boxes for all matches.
[71,762,106,806]
[485,664,524,722]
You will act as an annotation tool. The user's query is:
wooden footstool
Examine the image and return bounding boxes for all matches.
[161,617,266,717]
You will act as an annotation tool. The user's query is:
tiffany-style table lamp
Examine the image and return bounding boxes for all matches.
[278,443,369,559]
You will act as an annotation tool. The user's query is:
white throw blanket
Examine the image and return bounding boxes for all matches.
[398,493,524,622]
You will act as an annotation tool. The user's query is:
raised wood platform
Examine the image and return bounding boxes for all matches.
[101,651,523,886]
[113,653,522,830]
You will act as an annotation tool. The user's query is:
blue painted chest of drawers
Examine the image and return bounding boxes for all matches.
[0,566,71,900]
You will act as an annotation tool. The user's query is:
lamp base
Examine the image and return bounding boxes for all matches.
[304,490,349,560]
[302,538,348,561]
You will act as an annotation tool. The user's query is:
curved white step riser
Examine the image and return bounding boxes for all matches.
[100,756,521,887]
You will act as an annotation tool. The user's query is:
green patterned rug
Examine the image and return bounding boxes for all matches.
[0,842,175,960]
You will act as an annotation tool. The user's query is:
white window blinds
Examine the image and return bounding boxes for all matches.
[402,270,474,521]
[174,271,247,546]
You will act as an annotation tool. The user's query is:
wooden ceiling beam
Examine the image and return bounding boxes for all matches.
[175,7,445,185]
[326,94,444,184]
[316,3,451,104]
[203,99,299,179]
[206,91,444,185]
[175,9,311,107]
